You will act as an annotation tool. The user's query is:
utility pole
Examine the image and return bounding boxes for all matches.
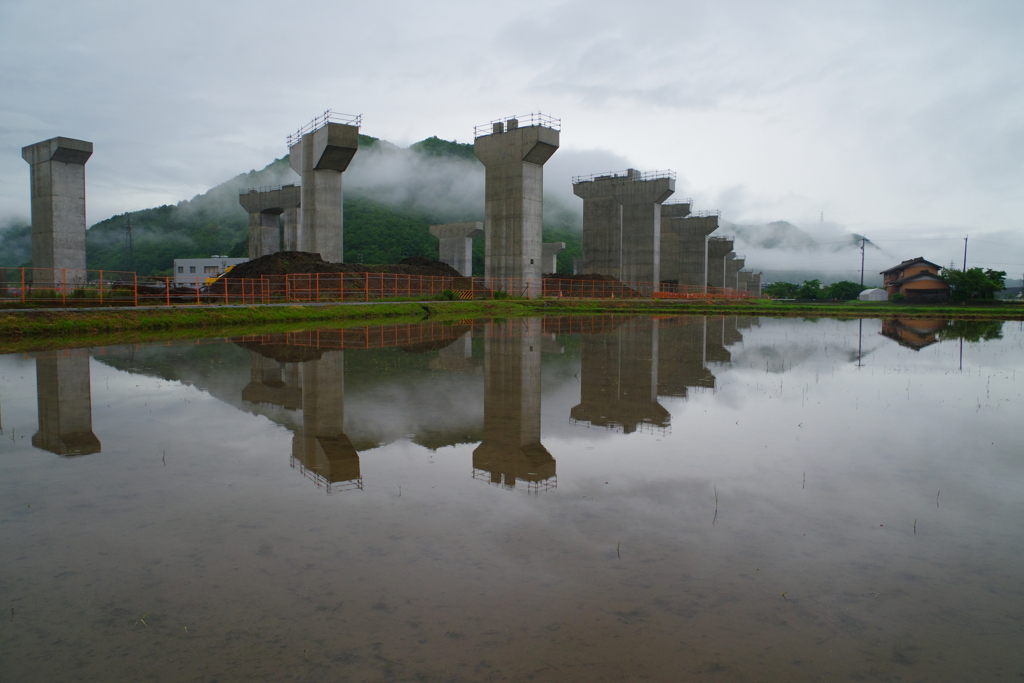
[123,214,135,273]
[860,237,866,287]
[963,235,968,270]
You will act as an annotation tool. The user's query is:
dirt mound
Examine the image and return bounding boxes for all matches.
[544,273,619,281]
[221,252,462,280]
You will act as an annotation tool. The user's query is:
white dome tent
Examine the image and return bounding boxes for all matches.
[859,288,888,301]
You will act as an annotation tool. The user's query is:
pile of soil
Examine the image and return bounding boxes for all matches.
[222,252,462,280]
[543,273,619,282]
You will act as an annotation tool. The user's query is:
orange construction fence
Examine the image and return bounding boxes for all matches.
[0,266,759,308]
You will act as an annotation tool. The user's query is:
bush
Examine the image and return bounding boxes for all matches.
[438,289,456,301]
[890,292,906,302]
[491,289,510,300]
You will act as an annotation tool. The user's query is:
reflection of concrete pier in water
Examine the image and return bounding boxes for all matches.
[657,317,716,398]
[472,319,556,492]
[292,351,362,492]
[32,349,101,456]
[571,317,670,433]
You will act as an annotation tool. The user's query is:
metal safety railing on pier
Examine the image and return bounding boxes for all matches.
[0,266,760,309]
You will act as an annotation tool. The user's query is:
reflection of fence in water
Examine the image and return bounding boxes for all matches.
[471,469,557,494]
[289,456,364,494]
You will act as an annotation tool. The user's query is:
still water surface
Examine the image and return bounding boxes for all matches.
[1,316,1022,682]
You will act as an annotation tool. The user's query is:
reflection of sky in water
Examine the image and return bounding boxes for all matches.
[1,316,1022,682]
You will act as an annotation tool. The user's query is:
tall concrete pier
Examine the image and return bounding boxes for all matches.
[32,349,100,456]
[22,137,93,286]
[473,114,560,298]
[670,212,720,287]
[659,201,691,282]
[737,270,752,293]
[473,319,555,490]
[541,242,565,275]
[429,222,482,276]
[747,272,762,296]
[575,169,675,285]
[571,317,669,433]
[292,351,362,490]
[288,111,360,262]
[726,255,744,290]
[707,237,734,288]
[239,184,301,259]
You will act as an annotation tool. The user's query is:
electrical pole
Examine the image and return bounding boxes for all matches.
[860,237,866,287]
[963,235,968,270]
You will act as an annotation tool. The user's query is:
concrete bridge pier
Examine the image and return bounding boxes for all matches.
[574,169,675,285]
[22,137,93,288]
[659,202,691,282]
[239,184,302,259]
[289,118,360,262]
[706,237,734,288]
[32,349,100,456]
[429,222,483,276]
[542,242,565,275]
[670,213,720,287]
[474,116,560,298]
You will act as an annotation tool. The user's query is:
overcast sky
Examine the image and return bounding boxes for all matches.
[2,0,1022,273]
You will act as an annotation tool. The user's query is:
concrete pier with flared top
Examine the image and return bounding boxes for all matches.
[747,272,762,296]
[239,184,301,259]
[32,349,100,456]
[726,255,745,290]
[429,222,482,277]
[474,116,560,298]
[707,237,734,288]
[668,213,720,287]
[22,137,93,286]
[542,242,565,275]
[288,117,360,262]
[571,317,669,433]
[737,270,752,292]
[575,169,675,286]
[292,351,361,489]
[658,202,691,282]
[473,319,555,490]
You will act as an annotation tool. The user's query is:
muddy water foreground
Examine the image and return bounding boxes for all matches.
[1,316,1022,682]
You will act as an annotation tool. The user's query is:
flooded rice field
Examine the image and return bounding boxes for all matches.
[1,315,1022,682]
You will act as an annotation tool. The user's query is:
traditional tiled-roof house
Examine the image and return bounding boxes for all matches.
[880,257,950,301]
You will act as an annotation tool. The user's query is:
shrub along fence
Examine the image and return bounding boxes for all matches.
[0,267,758,308]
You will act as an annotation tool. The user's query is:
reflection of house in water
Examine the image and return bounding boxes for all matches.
[657,317,716,398]
[32,349,101,456]
[472,319,556,492]
[571,317,670,433]
[880,318,946,350]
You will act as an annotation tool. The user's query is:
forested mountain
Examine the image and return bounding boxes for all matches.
[0,135,582,276]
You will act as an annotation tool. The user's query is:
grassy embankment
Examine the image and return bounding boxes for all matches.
[1,298,1022,354]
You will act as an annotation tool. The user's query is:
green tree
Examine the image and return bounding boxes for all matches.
[822,280,865,301]
[763,281,799,298]
[941,267,1006,301]
[798,279,822,299]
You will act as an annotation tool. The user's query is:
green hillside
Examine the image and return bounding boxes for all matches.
[0,134,581,277]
